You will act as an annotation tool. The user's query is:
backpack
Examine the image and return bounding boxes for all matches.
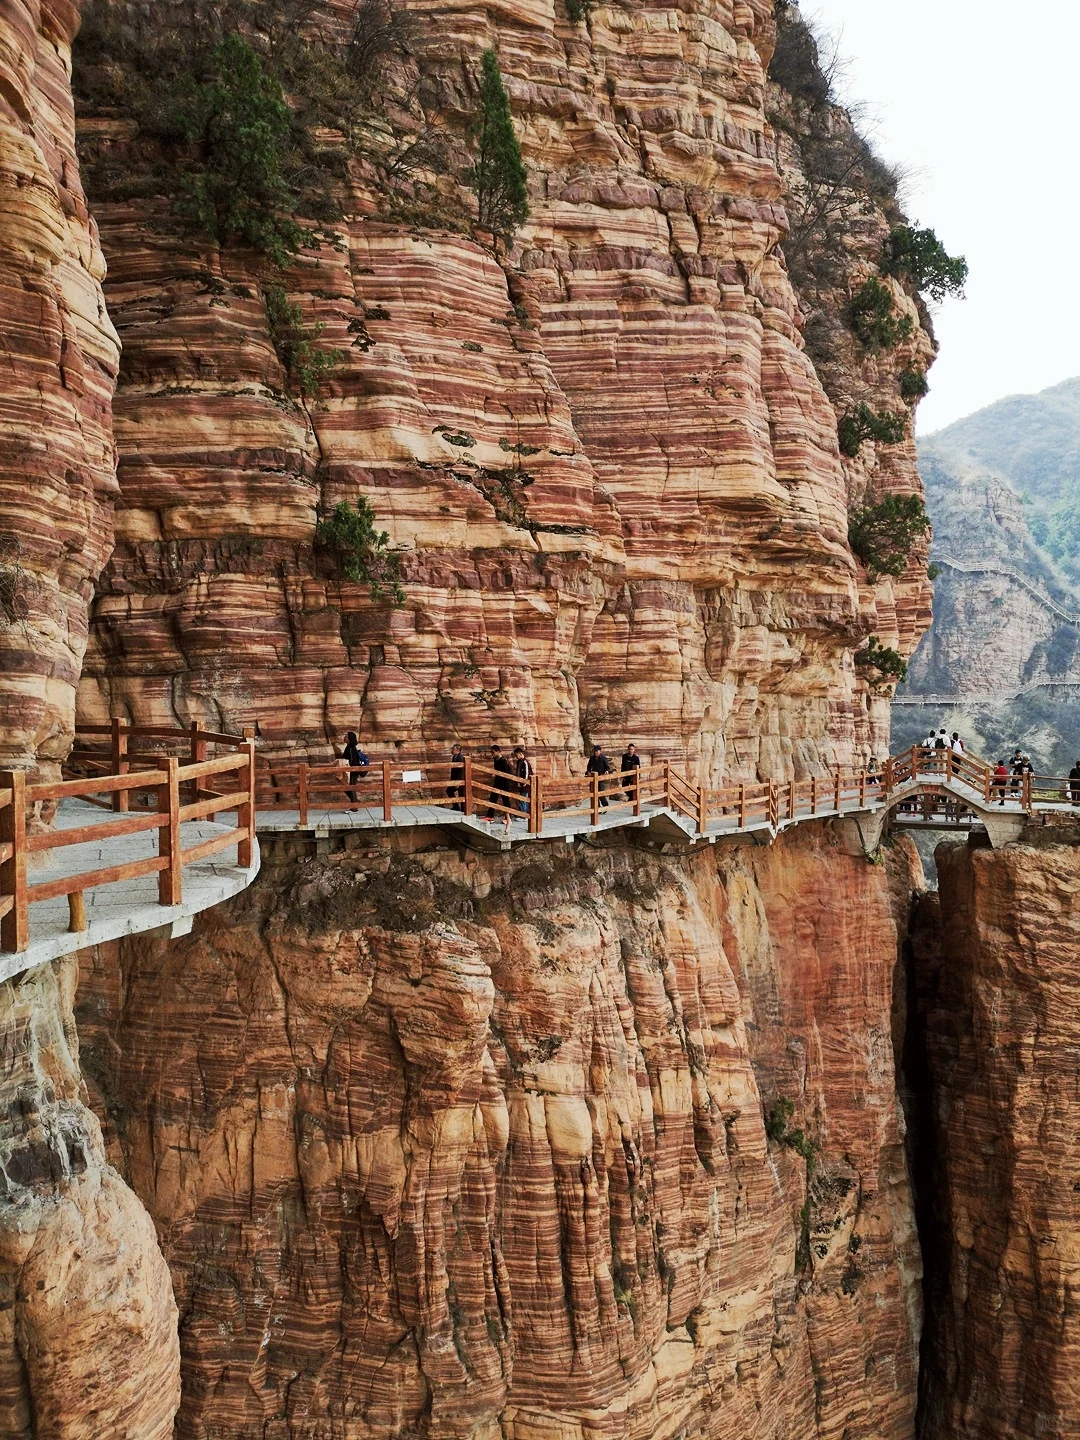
[935,736,946,749]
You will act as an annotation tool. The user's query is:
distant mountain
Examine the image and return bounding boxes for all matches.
[893,378,1080,773]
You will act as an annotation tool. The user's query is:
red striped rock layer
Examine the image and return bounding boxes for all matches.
[76,0,928,785]
[913,832,1080,1438]
[0,954,179,1437]
[76,823,922,1440]
[0,0,118,774]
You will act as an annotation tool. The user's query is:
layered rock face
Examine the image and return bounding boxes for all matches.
[912,830,1080,1438]
[0,956,179,1438]
[76,823,922,1439]
[73,0,932,781]
[0,0,118,775]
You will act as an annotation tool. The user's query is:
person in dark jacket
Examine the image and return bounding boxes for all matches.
[486,745,516,827]
[512,747,532,816]
[447,743,466,812]
[1069,761,1080,806]
[620,743,641,801]
[1010,748,1025,798]
[341,731,369,802]
[586,744,611,807]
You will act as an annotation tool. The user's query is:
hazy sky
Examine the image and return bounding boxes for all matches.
[803,0,1080,434]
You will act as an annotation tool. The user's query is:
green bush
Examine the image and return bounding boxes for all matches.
[837,403,906,458]
[316,499,404,604]
[765,1096,820,1174]
[899,367,929,402]
[168,35,311,267]
[855,635,908,683]
[848,492,930,580]
[565,0,592,20]
[469,50,529,242]
[849,278,914,350]
[926,561,941,581]
[264,285,341,398]
[882,225,967,302]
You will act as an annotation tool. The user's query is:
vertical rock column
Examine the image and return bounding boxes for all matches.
[0,0,118,776]
[0,956,180,1437]
[915,833,1080,1438]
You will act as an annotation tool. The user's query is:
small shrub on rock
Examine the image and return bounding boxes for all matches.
[849,278,914,350]
[855,635,908,684]
[316,499,404,604]
[469,50,529,243]
[899,366,929,402]
[837,404,907,458]
[848,492,930,580]
[264,285,342,398]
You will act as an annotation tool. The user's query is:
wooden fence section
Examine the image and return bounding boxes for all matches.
[1,726,256,954]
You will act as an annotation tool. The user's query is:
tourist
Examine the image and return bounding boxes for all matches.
[1070,760,1080,806]
[621,742,641,801]
[951,731,965,755]
[341,731,369,803]
[447,742,465,812]
[512,746,532,816]
[1010,748,1024,799]
[586,744,612,807]
[486,745,516,827]
[866,756,880,786]
[992,759,1009,806]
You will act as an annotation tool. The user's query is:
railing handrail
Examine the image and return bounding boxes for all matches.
[1,727,256,955]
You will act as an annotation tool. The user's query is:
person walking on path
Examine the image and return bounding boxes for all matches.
[620,742,641,802]
[992,759,1009,806]
[1069,760,1080,806]
[512,746,532,816]
[341,731,369,803]
[447,743,466,812]
[586,744,612,807]
[486,744,516,828]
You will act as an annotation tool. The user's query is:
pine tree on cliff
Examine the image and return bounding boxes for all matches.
[470,50,529,242]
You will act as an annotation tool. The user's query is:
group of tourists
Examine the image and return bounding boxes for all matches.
[339,733,644,831]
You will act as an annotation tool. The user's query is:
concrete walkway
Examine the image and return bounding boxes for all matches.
[1,799,260,983]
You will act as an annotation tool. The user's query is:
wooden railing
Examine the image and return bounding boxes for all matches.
[0,725,256,954]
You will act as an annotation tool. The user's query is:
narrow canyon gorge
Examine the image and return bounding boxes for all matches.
[1,0,1078,1436]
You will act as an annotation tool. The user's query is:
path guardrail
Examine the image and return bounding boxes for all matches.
[0,724,255,954]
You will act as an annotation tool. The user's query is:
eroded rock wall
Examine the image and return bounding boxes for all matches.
[913,829,1080,1439]
[0,0,118,775]
[76,823,922,1439]
[73,0,932,782]
[0,956,179,1438]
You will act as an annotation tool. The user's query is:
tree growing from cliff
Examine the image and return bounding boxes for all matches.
[837,404,907,458]
[848,492,930,580]
[316,499,404,604]
[855,635,908,685]
[849,278,914,350]
[882,226,967,303]
[169,34,312,267]
[469,50,529,243]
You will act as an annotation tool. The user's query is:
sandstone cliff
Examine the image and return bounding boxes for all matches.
[0,0,119,776]
[71,0,933,781]
[911,827,1080,1439]
[78,823,923,1439]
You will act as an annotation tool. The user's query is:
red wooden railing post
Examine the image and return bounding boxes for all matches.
[237,740,255,869]
[591,773,600,826]
[158,756,182,906]
[0,770,28,953]
[983,766,992,806]
[788,778,796,821]
[911,744,919,780]
[633,768,641,818]
[739,783,746,828]
[530,774,542,836]
[698,783,708,835]
[810,774,817,814]
[112,717,129,812]
[859,770,866,808]
[298,762,309,827]
[463,756,473,817]
[382,759,392,821]
[834,768,841,812]
[768,780,776,828]
[663,762,672,810]
[1023,769,1032,811]
[884,758,894,794]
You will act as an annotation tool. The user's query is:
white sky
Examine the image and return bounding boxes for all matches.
[802,0,1080,434]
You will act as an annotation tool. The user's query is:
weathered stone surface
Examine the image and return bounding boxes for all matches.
[0,0,118,775]
[74,0,932,783]
[913,831,1080,1439]
[77,822,922,1439]
[0,955,179,1437]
